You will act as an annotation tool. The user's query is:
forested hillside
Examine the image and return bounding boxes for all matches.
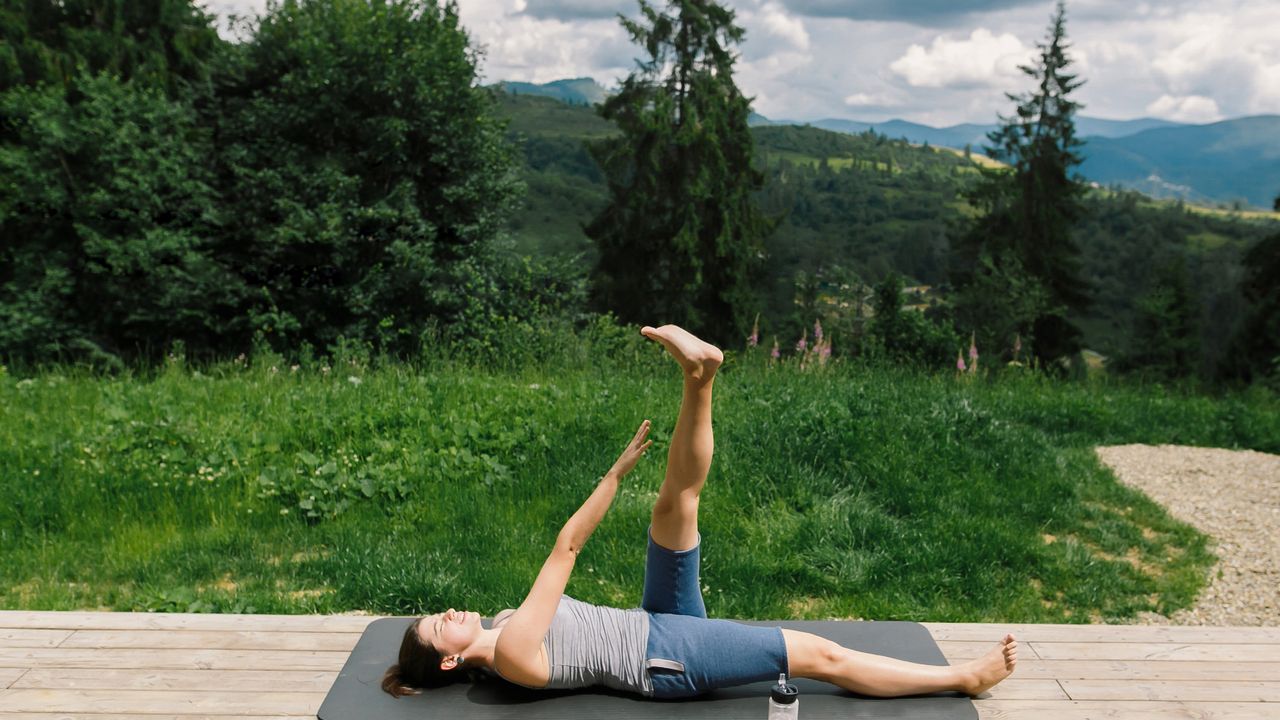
[496,92,1278,373]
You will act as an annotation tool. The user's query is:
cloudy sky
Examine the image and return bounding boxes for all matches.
[202,0,1280,127]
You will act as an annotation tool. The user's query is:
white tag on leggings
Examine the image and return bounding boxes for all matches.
[645,658,686,673]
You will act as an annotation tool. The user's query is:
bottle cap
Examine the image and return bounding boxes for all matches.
[771,679,798,704]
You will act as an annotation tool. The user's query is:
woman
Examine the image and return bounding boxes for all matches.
[382,325,1017,700]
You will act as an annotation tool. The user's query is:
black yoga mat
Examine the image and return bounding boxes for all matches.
[318,617,977,720]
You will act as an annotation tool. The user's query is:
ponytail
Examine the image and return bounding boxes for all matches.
[381,663,422,698]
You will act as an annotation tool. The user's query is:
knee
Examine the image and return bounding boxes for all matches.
[784,632,845,681]
[818,641,846,669]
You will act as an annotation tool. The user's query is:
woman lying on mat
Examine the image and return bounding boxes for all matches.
[382,325,1017,700]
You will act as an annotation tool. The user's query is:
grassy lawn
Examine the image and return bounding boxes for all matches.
[1,349,1275,622]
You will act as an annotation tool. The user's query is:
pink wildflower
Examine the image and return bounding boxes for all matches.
[969,332,978,363]
[1013,333,1022,357]
[748,314,759,347]
[818,340,832,363]
[796,329,808,353]
[770,339,780,360]
[956,350,966,372]
[814,318,824,344]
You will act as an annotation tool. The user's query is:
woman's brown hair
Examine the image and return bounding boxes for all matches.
[381,617,477,698]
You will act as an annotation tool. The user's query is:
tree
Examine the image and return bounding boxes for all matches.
[585,0,775,344]
[951,0,1089,369]
[1223,231,1280,388]
[0,0,221,98]
[866,273,959,368]
[1118,256,1200,381]
[212,0,522,354]
[0,1,233,365]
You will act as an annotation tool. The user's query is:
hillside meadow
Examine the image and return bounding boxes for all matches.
[2,336,1276,622]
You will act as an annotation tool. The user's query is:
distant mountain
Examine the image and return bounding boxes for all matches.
[492,77,609,106]
[497,78,1279,207]
[1078,116,1280,208]
[748,116,1186,149]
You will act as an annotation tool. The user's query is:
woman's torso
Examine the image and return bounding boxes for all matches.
[493,596,652,695]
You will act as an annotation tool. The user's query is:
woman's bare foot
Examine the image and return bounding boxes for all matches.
[960,634,1017,696]
[641,325,723,381]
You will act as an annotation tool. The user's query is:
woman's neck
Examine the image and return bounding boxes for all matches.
[462,626,502,670]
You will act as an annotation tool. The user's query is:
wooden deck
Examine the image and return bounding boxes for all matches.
[1,611,1277,718]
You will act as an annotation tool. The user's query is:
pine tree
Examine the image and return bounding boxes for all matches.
[585,0,775,343]
[951,0,1090,368]
[1120,256,1200,380]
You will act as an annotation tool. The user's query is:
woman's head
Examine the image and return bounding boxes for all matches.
[380,610,484,698]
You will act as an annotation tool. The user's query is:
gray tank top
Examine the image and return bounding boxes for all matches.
[543,595,653,695]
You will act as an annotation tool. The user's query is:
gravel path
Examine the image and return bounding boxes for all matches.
[1095,444,1280,626]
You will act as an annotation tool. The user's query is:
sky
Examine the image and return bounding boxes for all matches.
[201,0,1280,127]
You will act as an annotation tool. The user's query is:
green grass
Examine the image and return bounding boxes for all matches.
[1,350,1275,622]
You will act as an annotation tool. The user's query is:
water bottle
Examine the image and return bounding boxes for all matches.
[767,672,798,720]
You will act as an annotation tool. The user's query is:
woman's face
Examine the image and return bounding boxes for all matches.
[417,608,482,662]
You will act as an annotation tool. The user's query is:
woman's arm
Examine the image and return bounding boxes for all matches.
[494,420,652,684]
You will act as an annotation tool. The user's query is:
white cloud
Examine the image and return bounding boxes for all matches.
[755,2,811,52]
[843,91,898,107]
[198,0,1280,125]
[889,28,1032,89]
[1145,8,1280,117]
[1145,94,1222,123]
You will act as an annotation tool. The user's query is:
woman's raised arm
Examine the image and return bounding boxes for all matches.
[494,420,652,685]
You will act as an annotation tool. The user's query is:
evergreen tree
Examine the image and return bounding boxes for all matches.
[585,0,775,343]
[1119,256,1200,380]
[1223,230,1280,388]
[0,0,221,98]
[951,0,1089,369]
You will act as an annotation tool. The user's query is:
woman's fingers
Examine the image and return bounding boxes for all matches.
[631,419,650,446]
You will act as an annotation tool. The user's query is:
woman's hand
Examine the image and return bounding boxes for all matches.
[607,419,653,480]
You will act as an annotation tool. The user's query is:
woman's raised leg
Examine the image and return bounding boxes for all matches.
[783,630,1018,697]
[641,325,723,552]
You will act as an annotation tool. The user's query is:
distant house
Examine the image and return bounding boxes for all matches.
[902,284,938,313]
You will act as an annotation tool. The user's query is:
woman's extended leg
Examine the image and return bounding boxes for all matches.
[783,630,1018,697]
[641,325,723,553]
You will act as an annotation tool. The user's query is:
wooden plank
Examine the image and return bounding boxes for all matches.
[947,659,1280,682]
[974,699,1279,719]
[0,611,378,633]
[0,669,26,689]
[925,623,1280,645]
[0,648,347,671]
[0,688,323,714]
[981,678,1069,700]
[13,668,337,693]
[937,640,1013,659]
[1032,642,1280,662]
[59,630,358,652]
[0,630,73,649]
[1061,679,1280,702]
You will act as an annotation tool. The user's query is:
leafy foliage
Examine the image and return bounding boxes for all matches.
[211,0,523,356]
[1114,256,1199,380]
[1222,231,1280,389]
[0,0,221,97]
[0,72,239,364]
[865,274,960,368]
[0,0,546,365]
